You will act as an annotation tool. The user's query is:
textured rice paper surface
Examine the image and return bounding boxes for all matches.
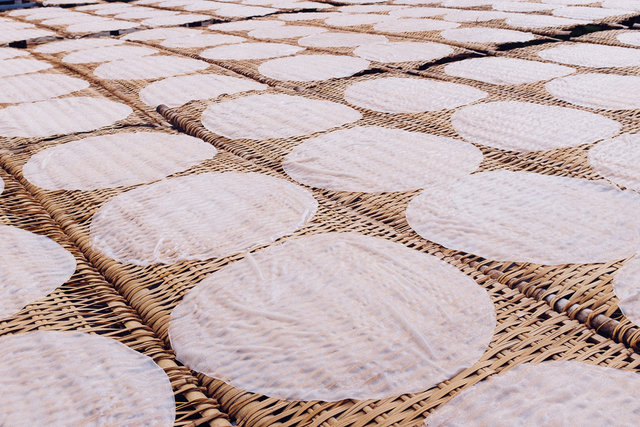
[388,7,449,17]
[345,77,487,113]
[90,172,317,265]
[613,255,640,327]
[504,14,588,28]
[542,0,601,4]
[93,56,209,80]
[391,0,436,4]
[169,232,496,401]
[0,21,35,31]
[589,134,640,192]
[168,0,214,7]
[202,93,361,139]
[160,33,245,48]
[283,126,482,192]
[552,6,634,20]
[282,1,330,8]
[374,18,460,32]
[179,0,223,10]
[297,32,388,47]
[0,29,54,44]
[443,0,492,6]
[78,2,132,13]
[0,47,29,60]
[278,12,339,21]
[0,331,175,426]
[0,58,52,78]
[618,32,640,47]
[339,4,405,12]
[0,226,76,319]
[491,2,552,12]
[34,38,124,53]
[41,13,100,26]
[208,19,284,32]
[258,54,369,81]
[452,101,620,152]
[425,361,640,426]
[442,10,508,22]
[114,8,176,20]
[603,0,640,9]
[23,132,216,190]
[354,41,453,63]
[140,74,266,108]
[441,27,534,43]
[0,73,89,104]
[62,45,158,64]
[122,27,203,40]
[248,25,327,39]
[538,43,640,68]
[444,57,574,85]
[0,97,132,138]
[66,19,139,34]
[177,0,223,11]
[324,13,392,27]
[9,7,73,19]
[43,0,99,4]
[201,42,304,60]
[140,13,209,26]
[214,5,277,17]
[545,74,640,110]
[335,0,386,3]
[406,171,640,264]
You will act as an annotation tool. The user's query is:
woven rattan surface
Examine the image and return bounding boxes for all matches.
[256,14,551,51]
[7,11,144,38]
[131,26,475,75]
[574,28,640,48]
[160,115,626,327]
[501,41,640,74]
[0,61,155,150]
[31,43,244,117]
[4,138,640,426]
[0,165,231,427]
[3,1,640,425]
[150,66,640,351]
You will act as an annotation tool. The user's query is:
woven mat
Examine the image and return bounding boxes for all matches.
[0,166,231,427]
[2,2,640,425]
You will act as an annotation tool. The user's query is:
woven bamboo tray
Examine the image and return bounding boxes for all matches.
[8,10,144,38]
[416,9,640,37]
[129,39,382,90]
[33,45,237,119]
[0,18,56,47]
[406,59,640,341]
[249,13,552,52]
[413,51,640,129]
[250,6,639,44]
[132,23,476,74]
[4,133,640,425]
[75,0,286,23]
[151,65,640,349]
[0,166,231,427]
[154,64,638,184]
[6,137,640,425]
[0,59,156,152]
[4,5,640,425]
[0,67,101,109]
[69,3,222,28]
[497,40,640,75]
[573,28,640,48]
[305,68,640,273]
